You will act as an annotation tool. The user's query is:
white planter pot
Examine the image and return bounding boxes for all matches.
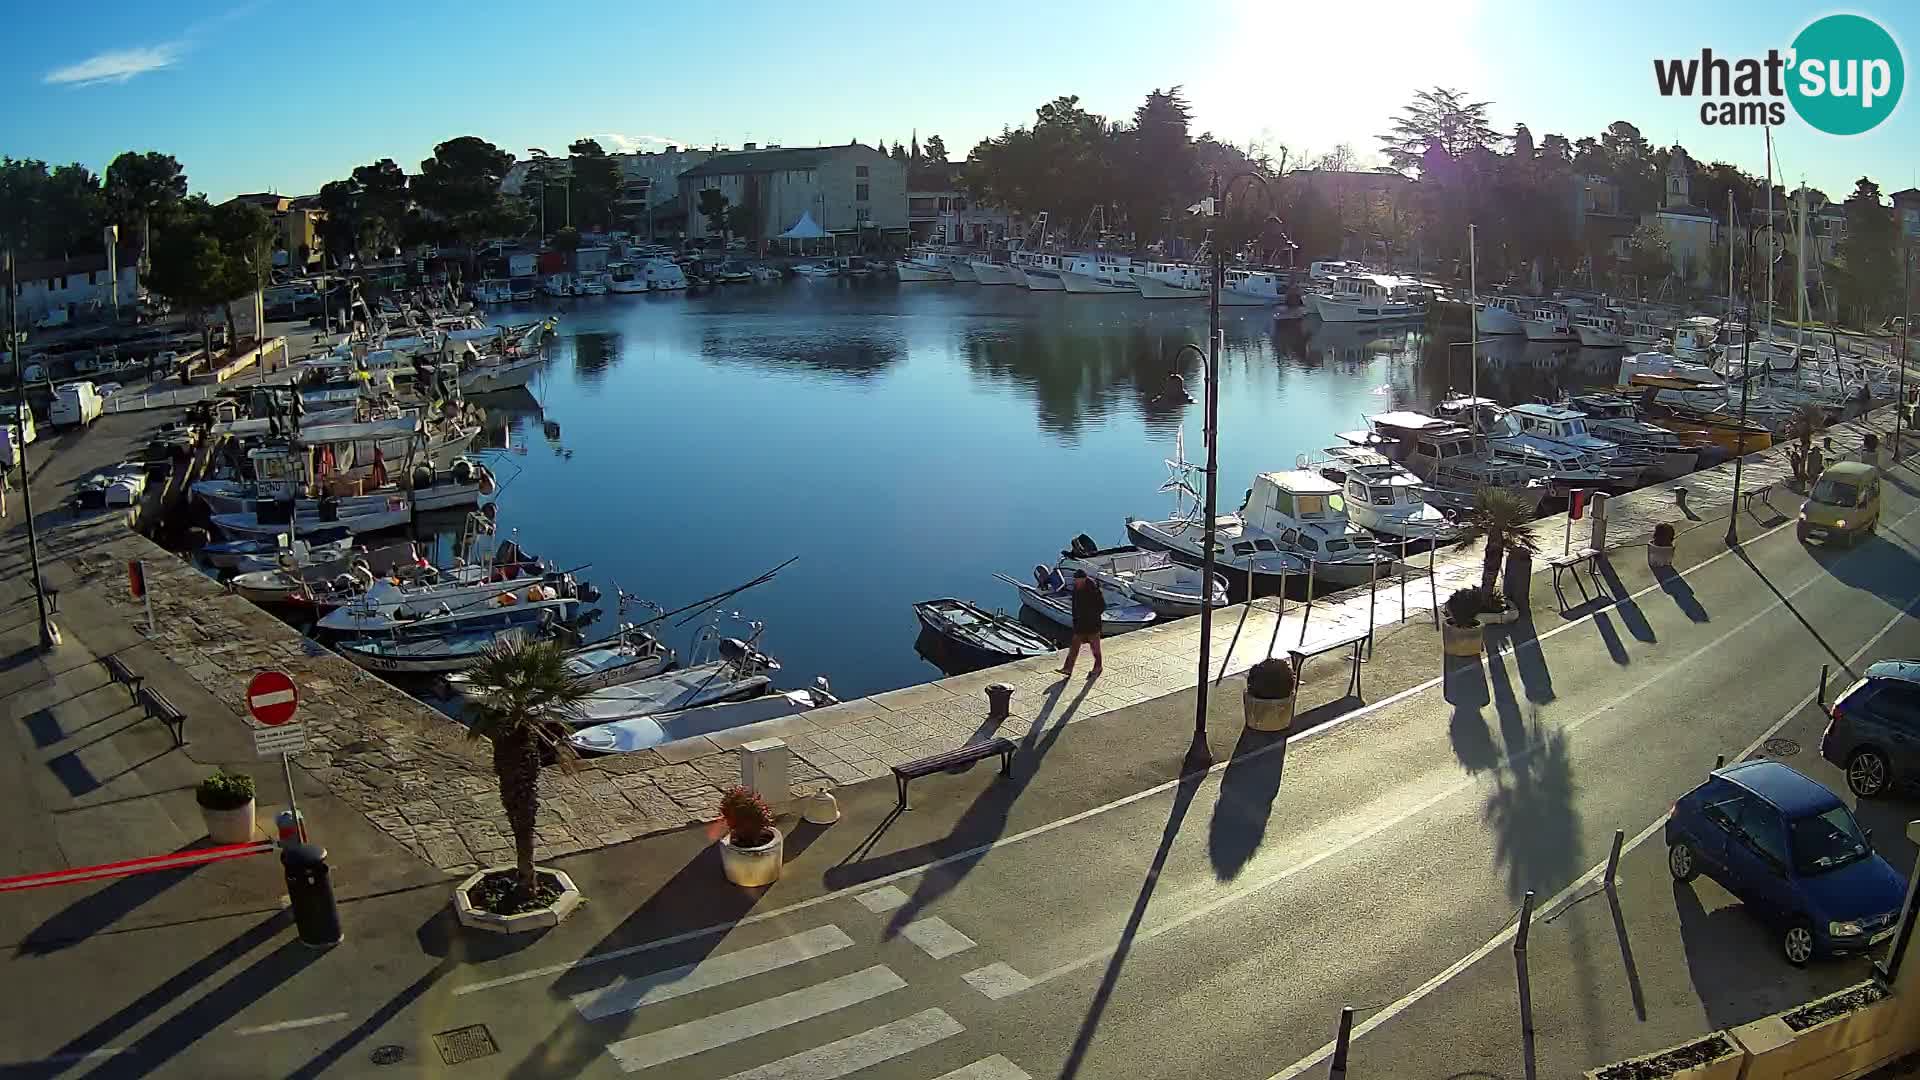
[202,799,256,844]
[720,826,784,887]
[1648,543,1675,568]
[1441,620,1483,657]
[452,866,583,934]
[1480,604,1519,626]
[1243,690,1295,732]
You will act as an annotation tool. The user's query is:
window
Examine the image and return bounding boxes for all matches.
[1279,529,1300,546]
[856,207,871,224]
[856,183,870,202]
[1789,807,1869,876]
[1232,542,1255,556]
[1268,488,1295,516]
[1252,539,1277,552]
[1867,681,1920,729]
[1296,495,1326,517]
[1370,486,1394,506]
[855,165,869,178]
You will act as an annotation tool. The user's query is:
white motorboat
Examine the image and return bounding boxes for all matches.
[201,526,355,570]
[1237,470,1397,588]
[896,252,953,282]
[1521,300,1586,342]
[1622,319,1666,349]
[336,608,561,676]
[460,353,545,395]
[791,262,838,277]
[1574,311,1626,348]
[316,564,586,636]
[1500,404,1643,489]
[1304,448,1466,544]
[1564,393,1700,480]
[1001,570,1156,632]
[543,274,574,298]
[1012,252,1066,291]
[1131,262,1208,300]
[226,534,362,574]
[943,254,979,282]
[1221,269,1298,308]
[968,259,1019,285]
[449,620,675,698]
[1349,413,1549,517]
[1122,432,1311,599]
[1475,295,1531,335]
[1054,534,1227,618]
[642,258,690,290]
[608,262,650,293]
[1057,253,1136,294]
[566,637,782,728]
[1314,274,1422,323]
[569,679,838,755]
[211,499,425,540]
[575,272,609,296]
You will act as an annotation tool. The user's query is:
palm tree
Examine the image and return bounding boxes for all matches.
[460,638,587,899]
[1468,487,1541,594]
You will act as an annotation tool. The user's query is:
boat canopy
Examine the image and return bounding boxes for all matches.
[779,211,827,239]
[1367,411,1452,432]
[298,416,420,444]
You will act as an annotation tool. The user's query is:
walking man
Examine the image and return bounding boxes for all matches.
[1057,570,1105,678]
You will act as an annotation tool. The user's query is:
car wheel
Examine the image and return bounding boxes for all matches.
[1783,921,1816,967]
[1667,841,1699,882]
[1846,749,1891,798]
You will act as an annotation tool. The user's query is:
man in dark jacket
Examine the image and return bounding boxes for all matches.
[1058,570,1105,678]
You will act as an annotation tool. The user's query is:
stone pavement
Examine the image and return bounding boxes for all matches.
[0,402,1903,881]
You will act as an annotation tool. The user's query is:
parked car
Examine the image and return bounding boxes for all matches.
[1822,660,1920,798]
[1666,761,1906,966]
[1798,461,1881,546]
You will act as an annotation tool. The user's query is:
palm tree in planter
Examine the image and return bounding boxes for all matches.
[1786,403,1828,487]
[456,638,588,926]
[1466,487,1540,623]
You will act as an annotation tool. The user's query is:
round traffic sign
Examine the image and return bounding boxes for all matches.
[246,670,299,726]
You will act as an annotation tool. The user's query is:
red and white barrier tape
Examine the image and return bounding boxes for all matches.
[0,841,276,893]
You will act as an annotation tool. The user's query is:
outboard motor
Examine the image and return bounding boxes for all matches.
[452,459,474,485]
[718,637,750,666]
[1033,564,1050,589]
[317,493,340,522]
[1070,533,1099,558]
[579,582,602,604]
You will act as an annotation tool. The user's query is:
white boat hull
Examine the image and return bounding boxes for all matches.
[1576,326,1625,348]
[969,261,1018,285]
[1013,582,1155,631]
[895,262,952,282]
[1523,320,1576,342]
[1475,306,1528,335]
[1131,272,1206,300]
[460,355,545,394]
[1018,267,1066,291]
[1057,269,1134,294]
[1219,286,1278,307]
[1316,296,1421,323]
[609,280,649,294]
[947,260,979,283]
[195,478,482,519]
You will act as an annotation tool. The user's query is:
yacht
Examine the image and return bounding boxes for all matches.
[1314,274,1422,323]
[791,261,838,277]
[641,257,689,290]
[968,257,1019,285]
[1236,470,1397,588]
[1500,403,1643,489]
[1574,310,1626,348]
[1671,318,1718,361]
[1130,262,1209,300]
[1352,412,1548,517]
[941,253,979,282]
[1563,393,1700,480]
[607,262,649,293]
[1057,252,1136,294]
[1304,447,1466,544]
[1621,318,1666,349]
[1223,269,1301,309]
[1122,513,1309,600]
[574,271,609,296]
[1521,300,1586,342]
[1474,295,1531,336]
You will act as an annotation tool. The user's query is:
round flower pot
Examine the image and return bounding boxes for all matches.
[1441,620,1484,657]
[1647,543,1675,568]
[1480,603,1519,626]
[452,866,582,934]
[201,799,256,844]
[1243,689,1295,733]
[720,826,784,887]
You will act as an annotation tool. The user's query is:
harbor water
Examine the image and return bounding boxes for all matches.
[460,280,1631,699]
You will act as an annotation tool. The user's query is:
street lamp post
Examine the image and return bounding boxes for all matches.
[1727,216,1778,547]
[5,250,59,650]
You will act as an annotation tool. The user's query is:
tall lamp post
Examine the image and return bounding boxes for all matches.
[5,251,59,650]
[1182,170,1281,770]
[1726,215,1778,547]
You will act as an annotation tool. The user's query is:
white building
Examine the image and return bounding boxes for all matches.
[9,253,140,324]
[677,143,907,247]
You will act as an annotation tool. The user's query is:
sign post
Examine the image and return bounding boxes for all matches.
[1566,490,1587,556]
[127,559,154,634]
[247,670,306,842]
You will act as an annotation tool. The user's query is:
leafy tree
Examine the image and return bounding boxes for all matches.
[1538,134,1572,164]
[889,142,908,163]
[1467,487,1539,594]
[1510,124,1534,162]
[727,203,758,241]
[414,136,516,242]
[459,639,587,902]
[209,201,275,344]
[0,158,49,255]
[354,159,410,227]
[1833,177,1897,324]
[963,95,1114,230]
[567,138,621,231]
[1376,87,1499,173]
[551,225,580,254]
[923,134,948,164]
[1115,87,1199,246]
[103,151,187,265]
[697,189,731,236]
[1627,220,1674,283]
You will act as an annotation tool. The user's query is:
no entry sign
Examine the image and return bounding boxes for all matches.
[246,670,299,727]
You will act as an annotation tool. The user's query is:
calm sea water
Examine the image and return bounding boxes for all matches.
[452,280,1628,699]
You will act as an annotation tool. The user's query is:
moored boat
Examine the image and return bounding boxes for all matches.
[1000,570,1156,632]
[913,598,1055,667]
[569,680,839,755]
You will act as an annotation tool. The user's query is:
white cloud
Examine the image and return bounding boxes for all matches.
[44,44,182,87]
[597,132,692,153]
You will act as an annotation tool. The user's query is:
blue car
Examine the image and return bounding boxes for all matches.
[1665,760,1906,966]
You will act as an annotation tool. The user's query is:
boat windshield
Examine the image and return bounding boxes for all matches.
[1296,494,1327,517]
[1252,539,1278,551]
[1366,486,1395,505]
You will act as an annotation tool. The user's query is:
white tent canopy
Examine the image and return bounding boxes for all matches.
[778,211,827,239]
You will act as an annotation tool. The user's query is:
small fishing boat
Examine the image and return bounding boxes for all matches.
[315,570,588,636]
[568,638,781,728]
[447,617,676,698]
[912,598,1056,667]
[337,616,551,676]
[202,527,355,571]
[569,679,839,755]
[997,570,1156,633]
[1053,534,1227,618]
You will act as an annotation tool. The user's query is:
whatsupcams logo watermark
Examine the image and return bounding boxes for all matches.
[1653,13,1904,134]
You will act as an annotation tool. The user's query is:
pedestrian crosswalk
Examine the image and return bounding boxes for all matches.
[509,886,1034,1078]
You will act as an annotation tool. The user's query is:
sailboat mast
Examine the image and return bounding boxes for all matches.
[1796,187,1808,349]
[1468,223,1479,434]
[1764,127,1774,339]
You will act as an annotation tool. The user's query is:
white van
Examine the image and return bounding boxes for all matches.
[50,381,103,428]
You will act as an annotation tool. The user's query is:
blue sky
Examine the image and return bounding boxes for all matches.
[3,0,1916,203]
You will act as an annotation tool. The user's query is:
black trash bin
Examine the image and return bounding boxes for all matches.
[282,843,342,947]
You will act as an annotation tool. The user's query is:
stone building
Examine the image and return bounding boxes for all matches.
[676,143,907,247]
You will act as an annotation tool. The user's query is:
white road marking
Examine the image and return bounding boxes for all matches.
[1265,585,1920,1080]
[249,689,296,708]
[233,1012,349,1036]
[605,965,905,1073]
[717,1008,964,1080]
[455,507,1807,999]
[21,1048,128,1065]
[962,962,1034,1000]
[935,1055,1033,1080]
[1025,537,1919,995]
[901,917,976,959]
[572,925,853,1021]
[854,886,909,913]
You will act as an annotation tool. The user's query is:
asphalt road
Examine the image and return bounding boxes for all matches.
[4,452,1919,1079]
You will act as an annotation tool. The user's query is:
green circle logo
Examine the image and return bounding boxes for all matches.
[1787,14,1904,135]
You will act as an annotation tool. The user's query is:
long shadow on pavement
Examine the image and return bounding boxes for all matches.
[1653,565,1711,623]
[1496,617,1558,705]
[1672,880,1861,1032]
[15,842,212,955]
[1591,611,1630,666]
[1594,558,1658,644]
[1206,726,1292,882]
[1446,654,1498,774]
[3,910,291,1077]
[1058,768,1207,1080]
[1730,546,1854,671]
[1482,719,1580,902]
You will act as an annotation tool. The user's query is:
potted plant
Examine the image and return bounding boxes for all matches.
[1648,522,1677,568]
[1585,1032,1744,1079]
[197,769,257,843]
[1243,657,1297,732]
[719,786,784,887]
[1861,431,1883,468]
[1479,587,1519,625]
[1441,587,1485,656]
[1467,487,1540,614]
[452,638,587,933]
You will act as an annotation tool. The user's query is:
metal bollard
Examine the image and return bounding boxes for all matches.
[282,843,342,947]
[275,808,307,845]
[1605,829,1625,892]
[985,683,1014,722]
[1328,1005,1355,1080]
[1514,890,1536,1036]
[1715,754,1726,771]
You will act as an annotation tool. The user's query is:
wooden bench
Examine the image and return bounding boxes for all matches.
[892,737,1016,809]
[1548,547,1604,608]
[100,653,144,702]
[1288,629,1371,700]
[135,685,187,748]
[1742,481,1777,518]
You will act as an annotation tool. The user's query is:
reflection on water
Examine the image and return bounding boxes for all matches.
[472,285,1633,699]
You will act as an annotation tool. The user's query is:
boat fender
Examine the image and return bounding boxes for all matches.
[499,592,518,606]
[579,582,601,604]
[476,467,495,495]
[452,459,474,485]
[412,466,432,490]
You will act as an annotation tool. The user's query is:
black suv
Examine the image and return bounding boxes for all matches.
[1821,660,1920,798]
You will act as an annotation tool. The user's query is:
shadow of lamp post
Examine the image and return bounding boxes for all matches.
[4,249,59,650]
